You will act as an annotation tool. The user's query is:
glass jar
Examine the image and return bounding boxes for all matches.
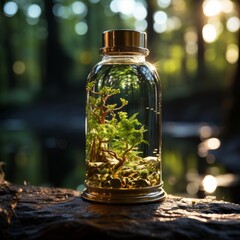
[81,29,166,204]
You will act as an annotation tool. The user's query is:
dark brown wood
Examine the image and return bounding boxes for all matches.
[1,181,240,240]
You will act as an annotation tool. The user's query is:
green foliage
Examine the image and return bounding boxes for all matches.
[86,81,146,163]
[85,81,160,188]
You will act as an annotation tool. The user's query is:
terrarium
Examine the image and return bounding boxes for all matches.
[81,29,166,204]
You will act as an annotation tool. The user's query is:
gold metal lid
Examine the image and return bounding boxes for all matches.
[99,29,149,56]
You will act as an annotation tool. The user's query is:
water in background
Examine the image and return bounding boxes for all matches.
[1,111,239,203]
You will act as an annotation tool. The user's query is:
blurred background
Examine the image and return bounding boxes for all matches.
[0,0,239,203]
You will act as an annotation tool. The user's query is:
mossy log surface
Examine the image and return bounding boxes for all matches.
[0,181,240,240]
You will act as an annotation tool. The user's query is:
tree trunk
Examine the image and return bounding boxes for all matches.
[43,0,72,97]
[195,0,205,85]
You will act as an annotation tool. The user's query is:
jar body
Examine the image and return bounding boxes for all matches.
[82,55,165,203]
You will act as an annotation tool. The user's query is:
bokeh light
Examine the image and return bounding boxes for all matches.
[133,3,147,21]
[202,175,217,193]
[199,125,212,139]
[226,16,240,33]
[221,0,234,14]
[53,4,72,19]
[154,10,168,24]
[202,24,218,43]
[75,21,88,35]
[157,0,172,8]
[27,4,41,19]
[135,20,148,31]
[205,138,221,150]
[153,10,168,33]
[71,1,87,15]
[202,0,222,17]
[3,1,18,17]
[226,44,239,64]
[187,182,199,195]
[13,61,26,75]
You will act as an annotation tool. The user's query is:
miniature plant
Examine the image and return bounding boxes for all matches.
[85,81,160,188]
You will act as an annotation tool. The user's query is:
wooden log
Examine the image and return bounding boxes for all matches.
[0,181,240,240]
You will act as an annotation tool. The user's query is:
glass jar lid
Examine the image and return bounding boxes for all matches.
[99,29,149,56]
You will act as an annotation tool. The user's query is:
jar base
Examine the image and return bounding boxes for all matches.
[81,184,166,204]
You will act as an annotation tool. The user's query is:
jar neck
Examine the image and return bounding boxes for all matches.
[101,54,146,63]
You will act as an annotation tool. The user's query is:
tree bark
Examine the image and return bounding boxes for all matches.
[1,181,240,240]
[195,0,205,84]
